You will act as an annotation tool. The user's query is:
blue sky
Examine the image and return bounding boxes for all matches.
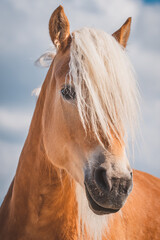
[0,0,160,204]
[144,0,160,3]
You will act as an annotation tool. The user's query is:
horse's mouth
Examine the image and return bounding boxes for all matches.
[85,183,120,215]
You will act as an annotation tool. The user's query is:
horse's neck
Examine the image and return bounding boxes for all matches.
[0,76,78,240]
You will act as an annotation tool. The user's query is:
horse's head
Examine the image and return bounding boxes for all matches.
[42,6,139,215]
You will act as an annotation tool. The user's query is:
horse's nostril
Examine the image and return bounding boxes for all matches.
[94,167,111,191]
[117,178,133,195]
[93,167,133,195]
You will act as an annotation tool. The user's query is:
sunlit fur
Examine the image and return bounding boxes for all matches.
[33,28,140,239]
[69,28,139,146]
[1,12,160,239]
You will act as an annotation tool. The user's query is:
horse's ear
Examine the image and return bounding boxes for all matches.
[49,5,70,50]
[112,17,131,48]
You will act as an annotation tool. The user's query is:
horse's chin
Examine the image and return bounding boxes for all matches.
[85,184,120,215]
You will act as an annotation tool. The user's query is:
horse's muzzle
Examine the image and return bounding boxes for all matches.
[84,165,133,215]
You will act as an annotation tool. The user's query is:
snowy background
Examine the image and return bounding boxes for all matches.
[0,0,160,204]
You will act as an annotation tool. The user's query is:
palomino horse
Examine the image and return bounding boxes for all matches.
[0,5,160,240]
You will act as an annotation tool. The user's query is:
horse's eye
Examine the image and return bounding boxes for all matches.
[61,86,76,100]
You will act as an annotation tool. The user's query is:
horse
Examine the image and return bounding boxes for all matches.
[0,5,160,240]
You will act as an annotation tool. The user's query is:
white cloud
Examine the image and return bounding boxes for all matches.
[0,140,21,204]
[129,43,160,97]
[0,107,31,132]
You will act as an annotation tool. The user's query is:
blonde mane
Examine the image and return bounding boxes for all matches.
[69,27,139,146]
